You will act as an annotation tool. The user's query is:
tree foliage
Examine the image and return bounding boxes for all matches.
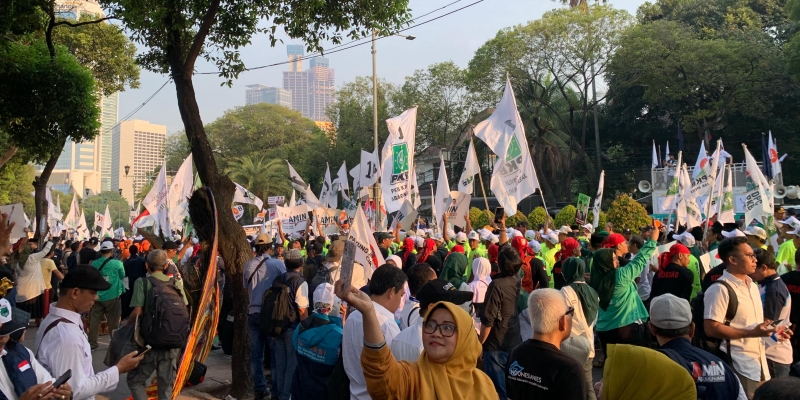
[82,191,133,230]
[469,207,493,229]
[0,160,35,212]
[527,206,548,229]
[606,194,651,232]
[505,211,529,229]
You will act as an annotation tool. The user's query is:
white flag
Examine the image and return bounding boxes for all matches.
[742,144,771,224]
[458,140,480,194]
[474,78,540,215]
[232,205,244,221]
[143,161,170,237]
[78,209,89,239]
[66,192,80,228]
[287,161,309,192]
[768,131,782,177]
[443,191,471,229]
[434,159,452,231]
[392,200,418,231]
[101,205,113,238]
[360,148,380,188]
[592,171,604,228]
[409,167,421,208]
[94,211,104,229]
[718,163,735,224]
[168,154,194,229]
[233,182,264,210]
[335,162,349,193]
[689,141,712,199]
[659,152,682,212]
[665,141,670,160]
[380,107,417,213]
[652,141,659,169]
[679,165,702,228]
[289,189,296,207]
[319,164,335,208]
[347,207,385,281]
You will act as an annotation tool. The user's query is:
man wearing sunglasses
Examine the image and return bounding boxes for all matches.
[504,288,586,400]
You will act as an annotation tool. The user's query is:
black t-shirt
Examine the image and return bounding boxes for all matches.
[702,264,727,292]
[660,338,741,400]
[480,274,521,352]
[530,258,550,290]
[79,247,98,264]
[123,255,148,289]
[650,263,695,302]
[780,270,800,327]
[505,339,586,400]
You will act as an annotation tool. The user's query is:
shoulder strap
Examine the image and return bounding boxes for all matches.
[248,258,269,284]
[713,280,739,325]
[35,318,73,357]
[98,257,112,273]
[406,303,420,327]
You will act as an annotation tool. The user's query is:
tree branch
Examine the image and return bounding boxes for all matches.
[52,16,115,27]
[185,0,222,73]
[0,146,19,170]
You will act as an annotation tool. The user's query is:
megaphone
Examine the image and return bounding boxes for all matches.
[638,180,652,193]
[787,186,798,199]
[775,185,787,199]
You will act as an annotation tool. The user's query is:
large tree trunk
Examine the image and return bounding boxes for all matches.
[33,139,65,245]
[0,146,19,170]
[172,73,254,398]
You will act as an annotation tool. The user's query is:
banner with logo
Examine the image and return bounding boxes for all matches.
[442,191,471,229]
[232,205,244,221]
[458,140,480,195]
[743,144,771,225]
[314,208,341,235]
[267,196,285,205]
[689,141,711,199]
[660,151,682,212]
[575,193,590,225]
[277,204,309,233]
[380,107,417,213]
[474,78,540,215]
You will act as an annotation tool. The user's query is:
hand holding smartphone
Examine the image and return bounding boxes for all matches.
[136,345,152,357]
[494,207,504,224]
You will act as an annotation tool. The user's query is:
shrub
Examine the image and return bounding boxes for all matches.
[554,205,577,228]
[606,194,651,232]
[469,207,493,229]
[506,211,528,229]
[527,206,548,229]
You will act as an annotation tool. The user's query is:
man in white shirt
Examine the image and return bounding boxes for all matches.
[271,249,309,400]
[398,265,437,330]
[704,237,785,399]
[391,278,472,362]
[35,265,142,400]
[342,265,406,400]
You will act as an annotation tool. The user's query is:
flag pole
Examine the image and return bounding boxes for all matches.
[430,183,436,234]
[471,135,492,215]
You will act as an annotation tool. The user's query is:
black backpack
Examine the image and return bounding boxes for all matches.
[259,274,303,337]
[309,264,338,304]
[690,279,738,364]
[140,276,190,349]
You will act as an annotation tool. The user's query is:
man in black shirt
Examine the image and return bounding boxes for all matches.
[78,238,99,263]
[781,252,800,366]
[121,245,147,319]
[650,243,695,302]
[649,293,746,400]
[505,288,586,400]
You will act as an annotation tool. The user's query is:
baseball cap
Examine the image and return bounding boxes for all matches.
[326,240,345,262]
[446,229,456,238]
[377,232,394,242]
[255,234,273,245]
[581,223,594,234]
[744,226,767,240]
[313,283,336,309]
[61,265,112,291]
[480,229,493,242]
[0,299,11,324]
[0,300,24,338]
[434,233,444,243]
[100,241,114,251]
[174,234,182,241]
[544,232,559,245]
[415,237,425,248]
[528,240,541,254]
[286,249,303,260]
[525,230,536,241]
[468,231,480,241]
[490,234,499,244]
[455,232,467,244]
[721,229,746,238]
[557,226,571,235]
[673,232,696,247]
[162,241,179,250]
[649,293,692,330]
[415,279,473,308]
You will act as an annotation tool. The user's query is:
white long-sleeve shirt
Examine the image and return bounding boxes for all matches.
[342,302,400,400]
[34,306,119,400]
[16,241,53,302]
[0,347,53,400]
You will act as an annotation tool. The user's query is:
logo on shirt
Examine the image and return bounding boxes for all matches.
[17,360,30,372]
[507,361,542,383]
[690,361,726,383]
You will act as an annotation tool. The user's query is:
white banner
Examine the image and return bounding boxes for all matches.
[233,182,264,210]
[474,78,540,215]
[0,204,28,240]
[268,196,285,205]
[442,191,471,229]
[277,204,309,233]
[380,107,417,213]
[458,140,480,195]
[660,151,682,212]
[168,153,194,230]
[347,207,385,279]
[592,171,604,228]
[315,208,341,235]
[143,161,170,237]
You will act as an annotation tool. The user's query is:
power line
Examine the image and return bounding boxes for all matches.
[194,0,485,76]
[101,77,173,136]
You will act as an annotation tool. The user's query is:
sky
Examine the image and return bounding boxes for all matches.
[118,0,649,135]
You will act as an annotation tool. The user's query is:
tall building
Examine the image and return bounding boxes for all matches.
[111,120,167,205]
[281,46,335,122]
[40,0,119,195]
[245,85,292,108]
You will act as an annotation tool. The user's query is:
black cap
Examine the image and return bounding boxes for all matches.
[60,265,111,291]
[0,320,25,340]
[416,279,473,309]
[162,241,178,250]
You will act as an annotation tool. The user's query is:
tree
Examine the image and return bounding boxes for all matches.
[82,191,133,231]
[527,206,548,228]
[164,133,191,172]
[0,160,35,213]
[392,61,477,151]
[224,156,291,201]
[100,0,412,394]
[554,205,577,228]
[606,194,651,232]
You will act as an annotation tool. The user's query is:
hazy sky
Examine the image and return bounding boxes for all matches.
[118,0,648,135]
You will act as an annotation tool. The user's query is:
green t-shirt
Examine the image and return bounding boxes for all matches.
[91,256,126,302]
[776,240,796,271]
[130,271,188,307]
[687,254,702,300]
[464,244,488,277]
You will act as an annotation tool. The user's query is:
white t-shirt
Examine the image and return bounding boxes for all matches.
[342,302,401,400]
[398,298,421,331]
[390,319,424,363]
[295,281,309,309]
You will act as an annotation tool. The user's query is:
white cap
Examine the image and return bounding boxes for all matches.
[468,231,480,241]
[744,226,767,240]
[545,232,559,244]
[525,230,536,241]
[581,223,594,233]
[456,232,468,244]
[313,283,336,308]
[490,234,499,244]
[673,232,696,247]
[192,237,199,244]
[386,255,403,270]
[511,230,523,238]
[100,241,114,251]
[557,225,571,235]
[447,229,456,238]
[0,299,11,324]
[415,237,425,248]
[434,233,445,242]
[506,228,515,235]
[480,229,493,241]
[782,217,800,230]
[528,240,541,254]
[721,229,746,238]
[174,234,182,240]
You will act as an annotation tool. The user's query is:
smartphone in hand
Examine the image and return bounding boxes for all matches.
[136,345,152,357]
[494,207,505,224]
[52,369,72,388]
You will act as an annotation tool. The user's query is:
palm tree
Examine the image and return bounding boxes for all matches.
[223,156,291,200]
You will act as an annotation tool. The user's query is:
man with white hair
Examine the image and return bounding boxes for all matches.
[504,288,586,399]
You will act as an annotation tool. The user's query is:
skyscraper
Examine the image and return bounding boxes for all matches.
[281,46,335,122]
[245,85,292,108]
[111,120,167,204]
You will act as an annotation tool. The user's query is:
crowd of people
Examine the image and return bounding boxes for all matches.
[1,199,800,400]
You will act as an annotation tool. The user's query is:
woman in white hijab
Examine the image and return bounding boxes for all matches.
[468,257,492,333]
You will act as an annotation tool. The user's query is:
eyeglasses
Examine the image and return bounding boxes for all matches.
[733,253,757,260]
[422,321,458,337]
[563,306,575,318]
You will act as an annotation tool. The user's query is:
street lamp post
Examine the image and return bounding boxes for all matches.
[371,29,415,230]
